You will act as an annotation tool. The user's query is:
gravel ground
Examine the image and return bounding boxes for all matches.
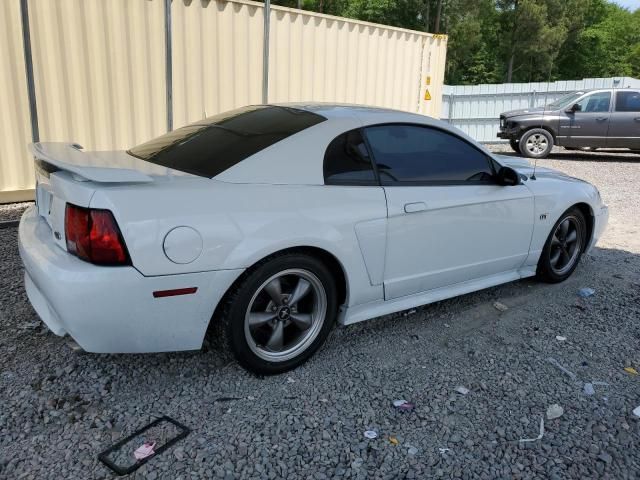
[1,151,639,479]
[0,202,32,223]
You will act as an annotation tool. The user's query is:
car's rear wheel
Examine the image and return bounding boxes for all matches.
[218,253,337,374]
[519,128,553,159]
[537,208,586,283]
[509,139,521,154]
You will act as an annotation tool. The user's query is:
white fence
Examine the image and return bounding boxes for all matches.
[441,77,640,142]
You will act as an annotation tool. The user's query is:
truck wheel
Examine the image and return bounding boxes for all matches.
[519,129,553,159]
[509,139,521,154]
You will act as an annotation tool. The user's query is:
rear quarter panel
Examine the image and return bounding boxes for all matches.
[90,179,388,307]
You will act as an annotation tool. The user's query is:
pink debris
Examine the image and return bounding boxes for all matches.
[133,442,156,460]
[392,399,415,411]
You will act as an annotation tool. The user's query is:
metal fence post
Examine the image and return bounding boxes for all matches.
[164,0,173,131]
[447,93,455,125]
[20,0,39,143]
[262,0,271,104]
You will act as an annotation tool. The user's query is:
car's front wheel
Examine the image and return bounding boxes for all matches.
[509,139,521,154]
[219,253,337,374]
[537,208,586,283]
[519,128,553,159]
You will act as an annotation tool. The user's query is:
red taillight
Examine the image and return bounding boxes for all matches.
[65,204,130,265]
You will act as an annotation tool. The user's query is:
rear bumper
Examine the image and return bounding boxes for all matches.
[587,205,609,252]
[18,206,243,353]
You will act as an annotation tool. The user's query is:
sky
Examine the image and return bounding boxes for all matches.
[611,0,640,11]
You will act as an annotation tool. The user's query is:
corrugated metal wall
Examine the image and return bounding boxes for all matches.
[28,0,167,150]
[267,6,444,116]
[171,0,264,128]
[0,0,447,201]
[171,0,445,128]
[0,0,33,200]
[418,35,447,118]
[442,77,640,142]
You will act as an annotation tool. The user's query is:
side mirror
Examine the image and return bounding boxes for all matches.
[497,166,520,186]
[566,103,582,113]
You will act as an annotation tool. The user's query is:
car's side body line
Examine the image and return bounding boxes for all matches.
[353,218,387,286]
[89,180,389,310]
[381,183,534,299]
[340,266,537,325]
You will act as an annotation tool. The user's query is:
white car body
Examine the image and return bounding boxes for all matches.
[18,104,609,354]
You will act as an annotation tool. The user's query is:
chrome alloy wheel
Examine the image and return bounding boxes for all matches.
[525,133,549,155]
[549,216,582,275]
[244,269,327,362]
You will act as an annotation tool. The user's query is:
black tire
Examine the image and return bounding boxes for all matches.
[537,207,587,283]
[217,253,337,375]
[509,139,521,154]
[519,128,553,159]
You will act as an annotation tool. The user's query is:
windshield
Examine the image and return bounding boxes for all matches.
[547,91,585,109]
[127,106,326,178]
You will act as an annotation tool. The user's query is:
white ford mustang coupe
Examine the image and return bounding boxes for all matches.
[19,104,608,373]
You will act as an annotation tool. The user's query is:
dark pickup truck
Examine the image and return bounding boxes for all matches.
[497,88,640,158]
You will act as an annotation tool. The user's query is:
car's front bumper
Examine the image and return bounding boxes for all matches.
[18,206,243,353]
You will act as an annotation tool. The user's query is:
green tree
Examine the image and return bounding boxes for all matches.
[271,0,640,85]
[560,3,640,78]
[444,0,501,84]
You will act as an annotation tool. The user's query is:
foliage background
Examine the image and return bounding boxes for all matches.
[271,0,640,85]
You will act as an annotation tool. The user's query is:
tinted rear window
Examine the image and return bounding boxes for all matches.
[323,129,377,185]
[127,106,326,177]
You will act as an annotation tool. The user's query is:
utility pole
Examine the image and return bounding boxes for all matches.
[434,0,443,33]
[425,1,430,32]
[262,0,271,104]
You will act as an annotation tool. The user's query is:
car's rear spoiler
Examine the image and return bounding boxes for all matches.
[29,142,154,183]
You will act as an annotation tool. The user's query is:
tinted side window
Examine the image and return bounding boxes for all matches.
[127,106,326,178]
[324,129,377,185]
[364,124,494,184]
[576,92,611,113]
[615,91,640,112]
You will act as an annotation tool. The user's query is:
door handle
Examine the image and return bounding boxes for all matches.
[404,202,427,213]
[634,117,640,122]
[596,117,607,122]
